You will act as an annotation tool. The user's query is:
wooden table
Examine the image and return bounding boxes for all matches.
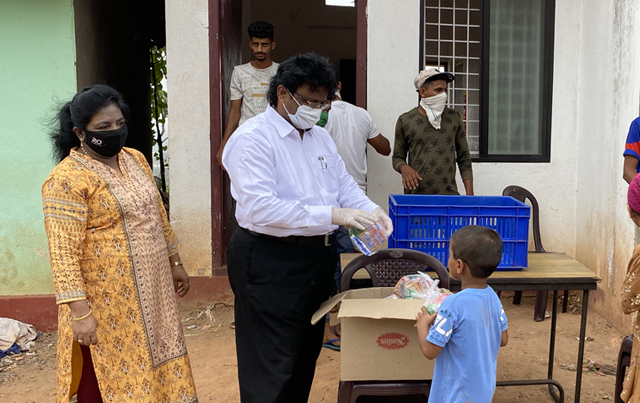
[340,252,601,403]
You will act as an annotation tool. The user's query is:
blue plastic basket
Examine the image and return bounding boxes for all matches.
[388,194,531,270]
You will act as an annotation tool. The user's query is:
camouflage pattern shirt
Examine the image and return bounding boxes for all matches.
[392,107,473,195]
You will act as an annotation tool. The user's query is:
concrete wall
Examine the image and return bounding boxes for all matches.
[574,0,640,331]
[0,0,77,296]
[165,0,213,276]
[367,0,579,256]
[367,0,640,331]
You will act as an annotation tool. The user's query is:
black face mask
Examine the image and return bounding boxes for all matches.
[83,125,128,157]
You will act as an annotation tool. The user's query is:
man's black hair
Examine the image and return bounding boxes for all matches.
[248,21,274,40]
[450,225,503,279]
[267,53,338,107]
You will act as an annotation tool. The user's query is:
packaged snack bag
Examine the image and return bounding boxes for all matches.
[349,221,388,256]
[388,272,450,314]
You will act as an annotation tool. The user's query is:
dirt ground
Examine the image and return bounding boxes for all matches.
[0,293,627,403]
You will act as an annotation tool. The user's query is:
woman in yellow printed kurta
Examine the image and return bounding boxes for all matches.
[43,85,197,402]
[622,174,640,403]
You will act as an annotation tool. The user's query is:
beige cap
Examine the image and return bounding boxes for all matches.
[414,68,455,90]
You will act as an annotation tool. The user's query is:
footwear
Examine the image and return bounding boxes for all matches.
[230,321,235,329]
[322,338,340,351]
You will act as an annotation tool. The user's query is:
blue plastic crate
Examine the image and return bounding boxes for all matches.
[388,194,531,270]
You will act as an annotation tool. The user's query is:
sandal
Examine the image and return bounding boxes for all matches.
[322,338,341,351]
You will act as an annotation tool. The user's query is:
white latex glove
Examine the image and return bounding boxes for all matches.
[373,207,394,237]
[331,208,377,230]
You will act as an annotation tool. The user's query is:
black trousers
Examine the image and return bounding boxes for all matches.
[227,228,338,403]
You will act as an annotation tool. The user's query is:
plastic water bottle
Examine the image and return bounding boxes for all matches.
[349,221,388,256]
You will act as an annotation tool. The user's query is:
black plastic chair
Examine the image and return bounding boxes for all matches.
[502,185,568,321]
[337,249,450,403]
[615,334,633,403]
[340,249,450,292]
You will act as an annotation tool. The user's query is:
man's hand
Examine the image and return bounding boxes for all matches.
[331,208,377,230]
[399,164,423,190]
[373,207,393,237]
[463,178,474,196]
[215,146,226,171]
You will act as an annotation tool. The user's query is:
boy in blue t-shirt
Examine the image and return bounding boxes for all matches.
[415,225,509,403]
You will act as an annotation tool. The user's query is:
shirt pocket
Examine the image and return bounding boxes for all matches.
[315,154,339,193]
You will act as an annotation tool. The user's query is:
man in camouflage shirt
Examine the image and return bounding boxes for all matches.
[392,68,473,195]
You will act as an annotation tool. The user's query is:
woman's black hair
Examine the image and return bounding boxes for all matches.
[267,53,338,108]
[49,84,130,163]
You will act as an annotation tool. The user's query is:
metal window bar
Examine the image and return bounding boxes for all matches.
[424,0,481,156]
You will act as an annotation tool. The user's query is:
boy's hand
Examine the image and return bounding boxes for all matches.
[415,306,442,360]
[415,306,437,330]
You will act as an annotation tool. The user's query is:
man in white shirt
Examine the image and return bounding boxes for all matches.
[321,83,391,296]
[223,53,393,403]
[216,21,279,168]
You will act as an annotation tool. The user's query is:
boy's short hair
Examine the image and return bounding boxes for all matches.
[450,225,503,278]
[248,21,274,40]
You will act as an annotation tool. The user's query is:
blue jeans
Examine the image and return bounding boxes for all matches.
[333,226,354,295]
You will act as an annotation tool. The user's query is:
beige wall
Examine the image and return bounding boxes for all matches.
[165,0,212,276]
[367,0,640,332]
[574,0,640,331]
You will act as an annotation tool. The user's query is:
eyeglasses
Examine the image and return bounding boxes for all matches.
[289,91,330,111]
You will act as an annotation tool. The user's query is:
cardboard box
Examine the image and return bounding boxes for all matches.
[312,287,435,381]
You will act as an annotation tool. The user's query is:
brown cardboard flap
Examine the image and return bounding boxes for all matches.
[311,291,350,325]
[345,287,396,299]
[338,298,425,321]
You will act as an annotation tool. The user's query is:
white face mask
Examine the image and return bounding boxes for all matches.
[283,91,323,130]
[420,92,448,129]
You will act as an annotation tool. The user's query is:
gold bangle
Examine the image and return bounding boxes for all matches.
[72,309,92,322]
[172,261,183,267]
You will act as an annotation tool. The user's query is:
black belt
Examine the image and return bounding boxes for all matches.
[245,229,336,246]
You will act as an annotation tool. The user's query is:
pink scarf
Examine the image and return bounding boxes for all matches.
[628,175,640,213]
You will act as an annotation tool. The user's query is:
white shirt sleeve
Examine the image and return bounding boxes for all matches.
[229,66,243,101]
[223,131,332,229]
[359,109,380,140]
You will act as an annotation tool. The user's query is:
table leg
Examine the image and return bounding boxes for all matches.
[548,290,562,403]
[574,290,589,403]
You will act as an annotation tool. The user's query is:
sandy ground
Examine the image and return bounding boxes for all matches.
[0,293,626,403]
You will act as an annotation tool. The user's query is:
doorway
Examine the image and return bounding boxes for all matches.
[210,0,366,266]
[73,0,165,164]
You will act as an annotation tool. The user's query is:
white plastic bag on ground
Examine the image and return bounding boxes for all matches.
[0,318,38,351]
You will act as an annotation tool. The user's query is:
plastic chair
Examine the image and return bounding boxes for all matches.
[337,249,450,403]
[615,334,633,403]
[340,249,450,292]
[502,185,568,321]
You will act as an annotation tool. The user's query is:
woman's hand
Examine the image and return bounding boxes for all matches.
[72,315,99,346]
[172,265,191,297]
[68,301,98,346]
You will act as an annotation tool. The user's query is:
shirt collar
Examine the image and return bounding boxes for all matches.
[265,105,299,138]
